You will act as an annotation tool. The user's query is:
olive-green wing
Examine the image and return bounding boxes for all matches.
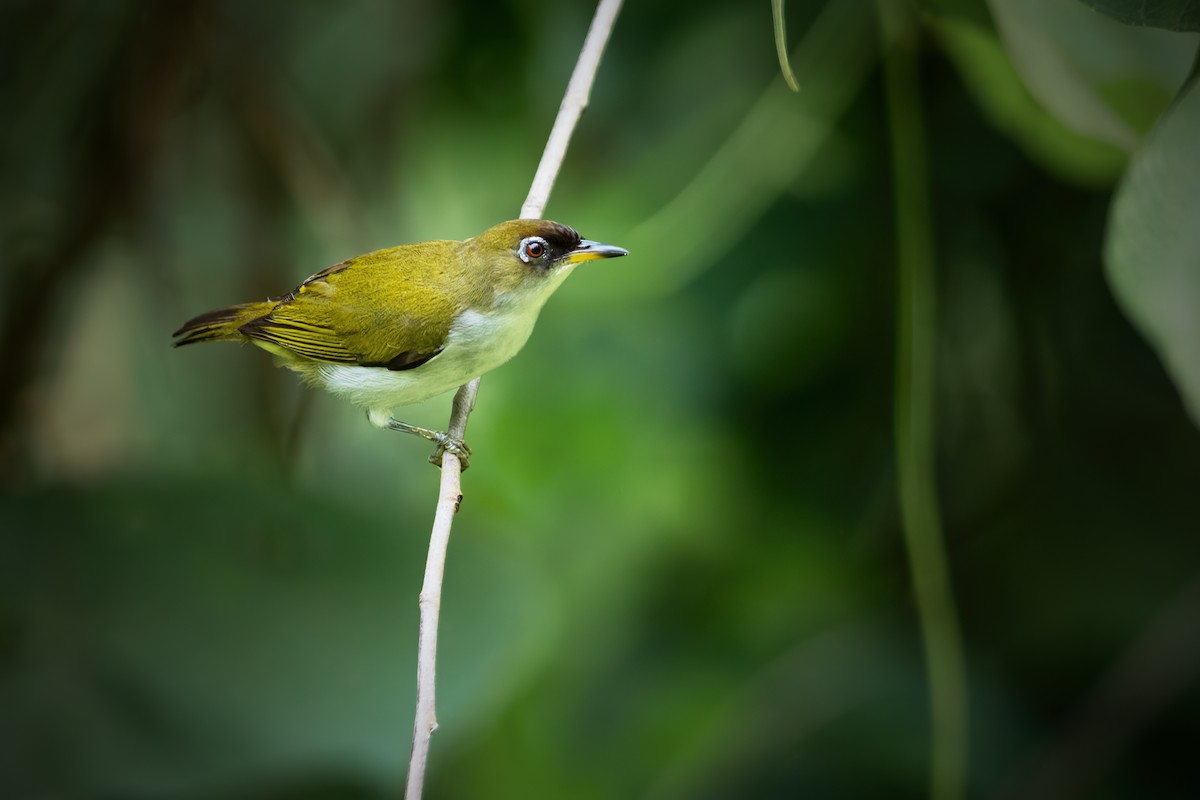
[240,243,458,370]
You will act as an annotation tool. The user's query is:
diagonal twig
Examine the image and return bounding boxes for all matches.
[404,2,624,797]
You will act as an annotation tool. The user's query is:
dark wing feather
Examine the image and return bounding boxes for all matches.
[240,243,458,368]
[239,315,360,363]
[360,348,444,371]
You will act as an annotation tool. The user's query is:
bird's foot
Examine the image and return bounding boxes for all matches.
[428,433,471,470]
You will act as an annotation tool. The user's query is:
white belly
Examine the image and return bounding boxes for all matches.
[311,305,539,413]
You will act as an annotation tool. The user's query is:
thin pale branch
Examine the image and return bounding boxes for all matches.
[404,2,624,797]
[404,381,476,800]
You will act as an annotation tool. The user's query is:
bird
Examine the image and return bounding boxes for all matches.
[173,219,627,465]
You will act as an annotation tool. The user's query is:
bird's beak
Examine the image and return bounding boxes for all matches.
[564,239,629,264]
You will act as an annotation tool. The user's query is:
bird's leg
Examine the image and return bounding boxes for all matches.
[388,418,472,468]
[367,411,470,469]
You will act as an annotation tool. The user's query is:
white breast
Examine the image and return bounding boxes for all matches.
[311,285,559,417]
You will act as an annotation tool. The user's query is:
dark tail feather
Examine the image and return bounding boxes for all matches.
[172,302,271,347]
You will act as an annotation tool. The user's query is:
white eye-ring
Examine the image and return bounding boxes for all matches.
[518,236,549,263]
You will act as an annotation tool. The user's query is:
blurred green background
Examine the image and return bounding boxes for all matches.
[3,0,1200,798]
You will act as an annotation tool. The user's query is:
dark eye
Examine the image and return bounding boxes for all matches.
[522,238,546,260]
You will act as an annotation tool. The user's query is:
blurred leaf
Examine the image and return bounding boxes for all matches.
[931,15,1127,184]
[1078,0,1200,32]
[1105,57,1200,427]
[985,0,1197,149]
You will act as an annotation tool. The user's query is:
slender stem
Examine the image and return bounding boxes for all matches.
[771,0,801,92]
[877,3,968,800]
[404,2,624,797]
[405,382,475,800]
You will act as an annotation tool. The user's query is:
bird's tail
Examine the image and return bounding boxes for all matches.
[172,302,273,347]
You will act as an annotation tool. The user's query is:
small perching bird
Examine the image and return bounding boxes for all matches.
[173,219,627,464]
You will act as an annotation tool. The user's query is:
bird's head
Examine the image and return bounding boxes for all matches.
[466,219,627,302]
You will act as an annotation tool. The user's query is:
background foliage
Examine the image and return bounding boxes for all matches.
[2,0,1199,798]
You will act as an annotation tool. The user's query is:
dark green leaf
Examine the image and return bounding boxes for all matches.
[1105,58,1200,426]
[1078,0,1200,32]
